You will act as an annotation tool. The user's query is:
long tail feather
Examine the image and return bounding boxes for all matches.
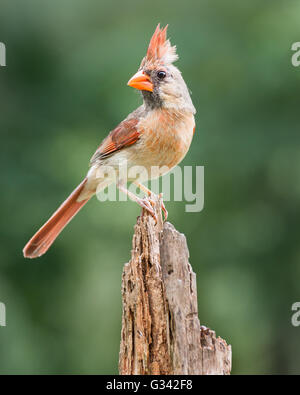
[23,178,90,259]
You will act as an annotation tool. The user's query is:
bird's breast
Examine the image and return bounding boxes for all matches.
[133,108,195,175]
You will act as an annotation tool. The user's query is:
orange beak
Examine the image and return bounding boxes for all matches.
[127,70,153,92]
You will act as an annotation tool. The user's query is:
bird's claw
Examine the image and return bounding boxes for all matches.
[138,192,167,224]
[161,200,168,221]
[148,198,156,208]
[139,198,158,223]
[158,193,168,221]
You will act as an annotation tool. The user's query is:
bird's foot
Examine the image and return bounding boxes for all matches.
[147,194,167,222]
[137,197,158,223]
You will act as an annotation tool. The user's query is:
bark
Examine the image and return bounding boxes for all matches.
[119,195,231,375]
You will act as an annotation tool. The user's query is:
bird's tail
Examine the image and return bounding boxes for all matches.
[23,178,90,259]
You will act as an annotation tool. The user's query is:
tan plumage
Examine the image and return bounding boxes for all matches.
[23,24,196,258]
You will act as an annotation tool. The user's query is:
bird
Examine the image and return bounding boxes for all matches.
[23,24,196,259]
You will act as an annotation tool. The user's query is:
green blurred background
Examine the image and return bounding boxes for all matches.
[1,0,300,374]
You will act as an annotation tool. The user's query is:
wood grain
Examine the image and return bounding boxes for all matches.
[119,195,231,375]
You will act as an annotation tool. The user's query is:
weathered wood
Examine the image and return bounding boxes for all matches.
[119,195,231,375]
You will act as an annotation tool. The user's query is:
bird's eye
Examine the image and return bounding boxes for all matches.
[157,70,166,80]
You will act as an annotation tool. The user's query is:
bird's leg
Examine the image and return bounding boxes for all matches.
[134,181,168,221]
[133,182,156,206]
[117,182,157,222]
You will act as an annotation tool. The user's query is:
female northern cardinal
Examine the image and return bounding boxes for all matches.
[23,24,196,258]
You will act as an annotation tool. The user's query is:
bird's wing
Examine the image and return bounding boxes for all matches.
[90,118,140,164]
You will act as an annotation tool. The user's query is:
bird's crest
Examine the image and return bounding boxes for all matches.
[145,24,178,66]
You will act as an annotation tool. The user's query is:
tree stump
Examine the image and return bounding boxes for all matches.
[119,195,231,375]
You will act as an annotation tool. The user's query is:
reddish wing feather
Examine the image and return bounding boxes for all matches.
[91,118,140,163]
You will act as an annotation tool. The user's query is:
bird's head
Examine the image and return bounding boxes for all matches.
[127,24,195,114]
